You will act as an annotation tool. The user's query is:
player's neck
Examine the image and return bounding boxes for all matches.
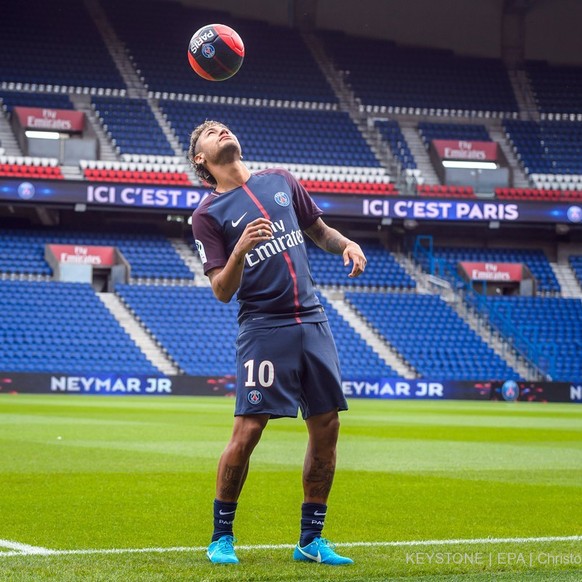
[213,161,251,193]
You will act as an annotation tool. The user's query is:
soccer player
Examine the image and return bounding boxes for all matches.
[189,120,366,566]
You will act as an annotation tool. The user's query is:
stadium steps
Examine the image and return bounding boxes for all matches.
[169,239,209,286]
[301,32,397,179]
[394,253,537,380]
[70,94,119,161]
[146,97,195,178]
[488,123,530,189]
[84,0,145,99]
[0,108,23,157]
[399,122,440,186]
[507,68,540,121]
[60,165,84,180]
[550,262,582,299]
[98,291,180,375]
[320,289,417,379]
[448,297,536,381]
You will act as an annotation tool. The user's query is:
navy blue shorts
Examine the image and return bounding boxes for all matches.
[234,321,348,419]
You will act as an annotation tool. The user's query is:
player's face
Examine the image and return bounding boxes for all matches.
[196,124,242,166]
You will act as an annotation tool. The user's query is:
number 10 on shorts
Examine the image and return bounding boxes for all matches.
[243,359,275,388]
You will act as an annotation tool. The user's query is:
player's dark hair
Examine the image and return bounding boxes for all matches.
[188,120,222,187]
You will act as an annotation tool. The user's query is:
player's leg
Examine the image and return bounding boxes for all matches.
[208,413,268,564]
[303,409,339,503]
[216,413,269,502]
[293,322,353,565]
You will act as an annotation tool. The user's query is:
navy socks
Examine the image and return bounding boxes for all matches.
[212,499,238,542]
[299,502,327,547]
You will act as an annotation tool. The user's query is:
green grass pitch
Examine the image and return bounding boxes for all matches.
[0,394,581,581]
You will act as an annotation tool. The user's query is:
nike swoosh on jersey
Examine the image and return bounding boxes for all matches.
[231,212,248,228]
[297,546,322,563]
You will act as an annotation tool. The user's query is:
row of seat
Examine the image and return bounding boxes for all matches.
[83,168,191,185]
[496,188,582,201]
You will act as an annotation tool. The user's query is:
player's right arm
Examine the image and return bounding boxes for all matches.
[207,217,273,303]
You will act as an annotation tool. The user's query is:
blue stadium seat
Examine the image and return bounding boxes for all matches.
[161,101,379,167]
[0,280,158,374]
[307,241,416,289]
[92,97,174,157]
[431,247,560,294]
[346,292,519,381]
[0,1,124,89]
[102,0,336,103]
[116,285,238,376]
[0,228,193,280]
[486,296,582,382]
[321,31,518,114]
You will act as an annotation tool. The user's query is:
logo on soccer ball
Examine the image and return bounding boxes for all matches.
[247,390,262,405]
[202,44,215,59]
[501,380,519,402]
[274,192,290,207]
[566,205,582,223]
[17,182,35,200]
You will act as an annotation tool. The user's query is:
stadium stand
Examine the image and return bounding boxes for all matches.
[116,285,238,376]
[374,120,417,171]
[0,159,64,180]
[317,293,398,377]
[504,120,582,183]
[569,256,582,287]
[418,185,475,198]
[346,292,519,380]
[102,0,336,103]
[417,122,492,148]
[300,179,397,195]
[92,97,175,157]
[307,241,416,289]
[526,61,582,115]
[495,187,582,201]
[0,280,158,374]
[0,229,193,280]
[486,296,582,381]
[321,31,519,115]
[161,101,380,167]
[0,1,125,91]
[0,92,74,113]
[430,247,560,294]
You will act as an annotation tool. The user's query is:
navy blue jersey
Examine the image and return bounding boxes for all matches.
[191,169,327,331]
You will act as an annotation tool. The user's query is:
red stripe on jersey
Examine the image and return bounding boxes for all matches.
[242,183,302,324]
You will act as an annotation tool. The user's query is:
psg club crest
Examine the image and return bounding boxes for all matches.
[567,205,582,223]
[17,182,35,200]
[247,390,262,405]
[201,44,215,59]
[501,380,519,402]
[274,191,290,207]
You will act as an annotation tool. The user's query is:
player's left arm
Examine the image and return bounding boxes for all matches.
[304,217,367,278]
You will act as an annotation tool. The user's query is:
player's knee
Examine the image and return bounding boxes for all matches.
[231,417,267,452]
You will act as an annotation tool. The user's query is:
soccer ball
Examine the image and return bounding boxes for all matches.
[187,24,244,82]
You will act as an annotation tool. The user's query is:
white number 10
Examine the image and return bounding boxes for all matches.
[243,359,275,388]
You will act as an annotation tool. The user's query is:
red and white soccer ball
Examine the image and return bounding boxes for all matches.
[187,24,245,82]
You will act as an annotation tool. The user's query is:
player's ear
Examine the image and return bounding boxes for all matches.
[195,152,205,165]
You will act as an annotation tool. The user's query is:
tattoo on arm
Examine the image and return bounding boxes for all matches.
[304,457,336,499]
[305,220,348,255]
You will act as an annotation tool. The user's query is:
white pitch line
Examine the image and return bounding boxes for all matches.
[0,535,580,558]
[0,540,53,555]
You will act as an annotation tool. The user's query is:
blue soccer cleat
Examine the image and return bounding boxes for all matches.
[207,535,239,564]
[293,537,353,565]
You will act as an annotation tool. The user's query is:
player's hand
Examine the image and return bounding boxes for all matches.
[343,241,367,278]
[234,218,273,256]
